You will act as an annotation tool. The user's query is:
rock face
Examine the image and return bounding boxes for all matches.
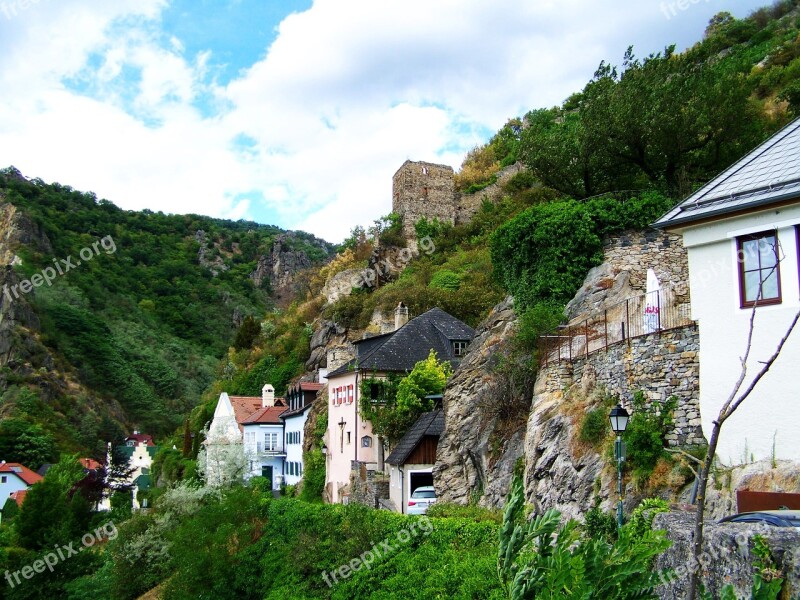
[305,320,348,371]
[653,511,800,598]
[250,234,317,305]
[320,269,367,304]
[434,296,527,508]
[194,230,230,276]
[455,162,525,225]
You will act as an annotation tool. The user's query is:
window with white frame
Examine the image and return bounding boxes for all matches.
[264,432,278,451]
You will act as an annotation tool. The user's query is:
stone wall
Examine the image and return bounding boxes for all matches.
[454,162,524,225]
[542,325,703,446]
[653,511,800,599]
[348,462,390,509]
[566,229,689,321]
[392,160,456,239]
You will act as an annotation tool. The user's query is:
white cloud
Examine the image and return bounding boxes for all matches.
[0,0,767,242]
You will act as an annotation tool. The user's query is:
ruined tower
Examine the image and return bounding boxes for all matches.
[391,160,457,239]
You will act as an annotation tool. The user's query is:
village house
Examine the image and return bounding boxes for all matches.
[654,117,800,464]
[0,462,42,509]
[324,304,474,504]
[281,381,323,486]
[204,384,288,490]
[386,408,444,513]
[104,432,159,510]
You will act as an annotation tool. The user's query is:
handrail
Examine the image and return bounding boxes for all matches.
[539,283,694,366]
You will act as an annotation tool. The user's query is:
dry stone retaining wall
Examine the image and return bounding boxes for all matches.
[542,325,703,446]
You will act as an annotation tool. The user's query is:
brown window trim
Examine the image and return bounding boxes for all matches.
[736,230,782,309]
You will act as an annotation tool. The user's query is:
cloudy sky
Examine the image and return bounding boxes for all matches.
[0,0,768,242]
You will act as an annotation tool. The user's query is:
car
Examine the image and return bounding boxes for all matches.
[718,510,800,528]
[407,485,437,515]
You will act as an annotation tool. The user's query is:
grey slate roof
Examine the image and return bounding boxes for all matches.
[654,117,800,229]
[385,410,444,465]
[327,308,474,378]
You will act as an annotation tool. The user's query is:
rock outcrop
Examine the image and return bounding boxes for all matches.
[653,511,800,598]
[434,296,527,508]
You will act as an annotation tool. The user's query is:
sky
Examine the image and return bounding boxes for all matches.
[0,0,770,243]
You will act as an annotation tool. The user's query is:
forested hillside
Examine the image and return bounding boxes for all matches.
[0,168,333,460]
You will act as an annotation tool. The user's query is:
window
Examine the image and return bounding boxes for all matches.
[1,476,6,483]
[346,431,351,445]
[737,231,781,307]
[362,435,372,448]
[453,340,468,357]
[264,432,278,451]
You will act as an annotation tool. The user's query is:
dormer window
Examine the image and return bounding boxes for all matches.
[452,340,468,357]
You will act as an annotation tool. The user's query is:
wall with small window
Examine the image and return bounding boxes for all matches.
[681,203,800,463]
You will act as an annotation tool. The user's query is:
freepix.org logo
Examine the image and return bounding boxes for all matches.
[2,235,116,304]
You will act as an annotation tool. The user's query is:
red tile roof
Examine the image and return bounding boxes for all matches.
[0,462,43,486]
[80,458,103,470]
[125,433,155,446]
[242,404,288,425]
[9,490,28,507]
[297,382,324,391]
[229,396,286,429]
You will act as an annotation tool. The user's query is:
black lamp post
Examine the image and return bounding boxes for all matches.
[609,404,630,528]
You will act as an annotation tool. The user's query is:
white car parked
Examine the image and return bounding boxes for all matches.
[407,485,437,515]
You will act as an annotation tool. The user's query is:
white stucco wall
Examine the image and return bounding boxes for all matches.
[682,204,800,464]
[0,473,29,504]
[283,410,308,486]
[325,371,378,503]
[388,463,433,513]
[243,423,285,490]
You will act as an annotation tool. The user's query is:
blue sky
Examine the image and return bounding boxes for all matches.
[0,0,771,241]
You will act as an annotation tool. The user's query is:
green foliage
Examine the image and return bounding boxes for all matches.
[491,192,675,310]
[497,477,670,599]
[360,351,451,444]
[625,498,670,540]
[426,502,503,523]
[15,456,93,551]
[583,499,618,544]
[233,315,261,350]
[0,416,58,470]
[414,216,451,241]
[623,392,678,482]
[428,269,462,291]
[371,212,406,247]
[299,450,326,502]
[580,407,610,446]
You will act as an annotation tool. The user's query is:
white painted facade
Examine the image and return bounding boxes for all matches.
[243,422,285,490]
[388,463,433,514]
[282,406,311,486]
[681,204,800,464]
[324,371,379,503]
[0,467,33,504]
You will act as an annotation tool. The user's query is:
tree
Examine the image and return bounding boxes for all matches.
[233,315,260,350]
[0,418,58,470]
[395,350,452,416]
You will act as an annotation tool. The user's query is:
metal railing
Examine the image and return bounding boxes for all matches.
[539,284,694,367]
[246,442,285,456]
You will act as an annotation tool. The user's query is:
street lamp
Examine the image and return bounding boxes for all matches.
[609,404,630,528]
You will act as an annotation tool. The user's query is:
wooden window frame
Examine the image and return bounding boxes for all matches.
[736,230,782,309]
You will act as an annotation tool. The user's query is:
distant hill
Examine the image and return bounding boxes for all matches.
[0,167,333,460]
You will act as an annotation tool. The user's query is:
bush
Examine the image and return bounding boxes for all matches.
[426,502,503,523]
[580,407,610,445]
[299,450,325,502]
[623,392,678,482]
[428,269,462,291]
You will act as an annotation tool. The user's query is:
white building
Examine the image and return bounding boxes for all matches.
[654,117,800,464]
[204,384,288,490]
[280,382,322,486]
[0,462,42,508]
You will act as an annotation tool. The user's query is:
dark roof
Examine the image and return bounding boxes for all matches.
[328,308,474,377]
[386,410,444,465]
[280,403,314,420]
[654,118,800,229]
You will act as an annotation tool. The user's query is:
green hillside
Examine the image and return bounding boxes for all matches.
[0,169,333,458]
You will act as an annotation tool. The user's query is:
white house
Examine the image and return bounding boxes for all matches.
[324,304,474,504]
[280,382,322,486]
[101,433,159,510]
[386,409,443,513]
[204,384,287,491]
[654,117,800,464]
[0,462,42,508]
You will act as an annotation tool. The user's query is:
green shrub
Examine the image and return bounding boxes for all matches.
[623,392,678,482]
[426,502,503,523]
[429,269,462,291]
[299,450,325,502]
[625,498,670,539]
[580,407,610,445]
[583,501,618,544]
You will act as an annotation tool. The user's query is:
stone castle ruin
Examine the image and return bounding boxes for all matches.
[391,159,524,239]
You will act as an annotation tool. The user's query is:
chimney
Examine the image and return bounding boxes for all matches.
[262,383,275,408]
[394,302,409,330]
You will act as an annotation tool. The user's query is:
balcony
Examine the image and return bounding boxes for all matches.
[246,442,286,457]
